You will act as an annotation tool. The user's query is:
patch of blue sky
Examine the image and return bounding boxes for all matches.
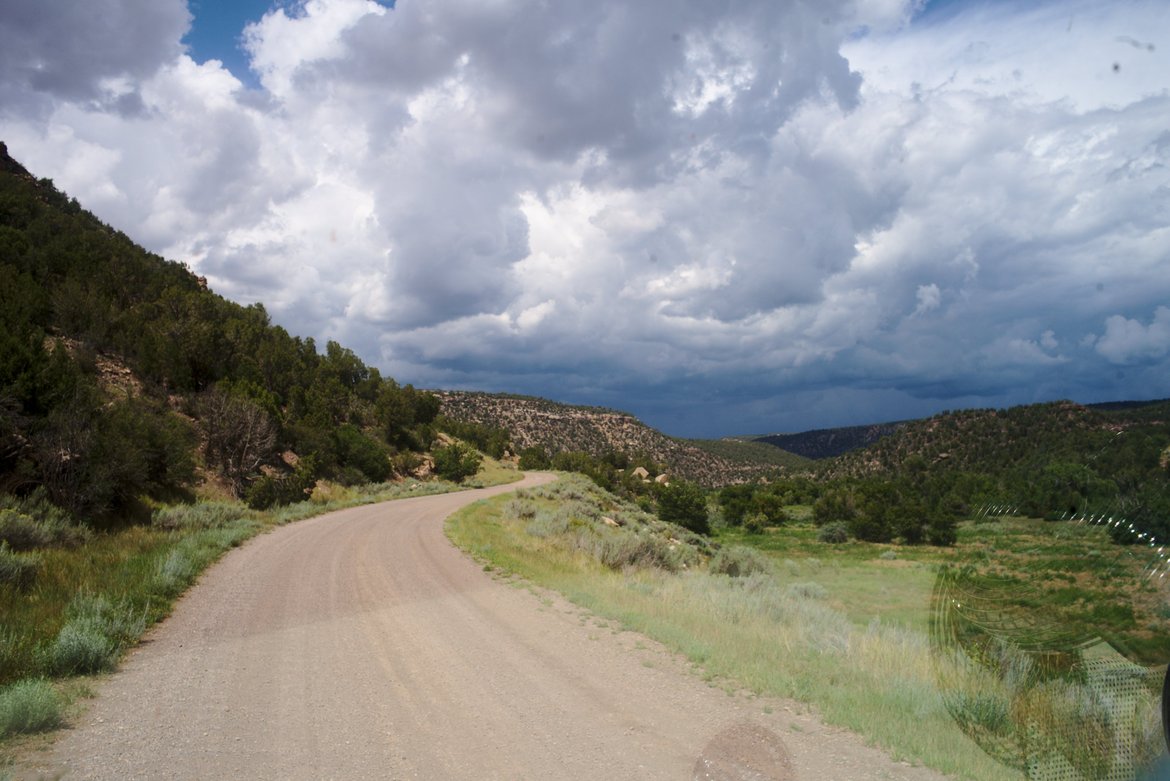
[182,0,393,88]
[183,0,279,87]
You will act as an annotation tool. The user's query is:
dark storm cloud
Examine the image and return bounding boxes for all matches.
[0,0,190,111]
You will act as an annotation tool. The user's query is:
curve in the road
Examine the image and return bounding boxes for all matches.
[20,473,947,781]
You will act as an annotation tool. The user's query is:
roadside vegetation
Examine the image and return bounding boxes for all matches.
[449,473,1170,780]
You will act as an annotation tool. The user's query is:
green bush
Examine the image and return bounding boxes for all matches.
[0,491,89,549]
[334,424,391,483]
[517,446,550,470]
[718,484,755,526]
[743,512,767,535]
[926,516,957,546]
[333,466,367,487]
[751,492,788,526]
[709,545,772,577]
[245,476,289,510]
[0,508,54,550]
[656,480,710,535]
[0,542,40,589]
[813,488,857,526]
[36,395,196,522]
[817,522,850,543]
[390,450,423,476]
[849,513,892,543]
[0,679,62,737]
[49,623,117,676]
[595,532,678,572]
[246,457,318,510]
[433,443,482,483]
[435,417,510,459]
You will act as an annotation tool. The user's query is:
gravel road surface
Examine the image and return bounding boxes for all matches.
[17,473,948,780]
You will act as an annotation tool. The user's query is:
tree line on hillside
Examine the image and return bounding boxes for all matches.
[817,402,1170,543]
[437,396,1168,549]
[716,468,960,545]
[0,147,449,530]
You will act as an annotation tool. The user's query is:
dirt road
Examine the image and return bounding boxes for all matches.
[19,474,948,780]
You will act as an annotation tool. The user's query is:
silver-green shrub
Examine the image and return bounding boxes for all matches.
[0,679,62,737]
[709,545,772,577]
[49,594,145,675]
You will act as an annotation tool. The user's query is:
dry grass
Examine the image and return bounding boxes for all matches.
[446,476,1017,780]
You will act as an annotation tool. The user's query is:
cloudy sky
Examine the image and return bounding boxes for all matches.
[1,0,1168,436]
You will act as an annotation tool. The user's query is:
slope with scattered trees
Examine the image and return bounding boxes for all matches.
[0,141,444,523]
[813,399,1170,541]
[435,390,805,487]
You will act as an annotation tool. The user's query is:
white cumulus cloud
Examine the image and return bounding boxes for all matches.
[1096,307,1170,365]
[1,0,1168,434]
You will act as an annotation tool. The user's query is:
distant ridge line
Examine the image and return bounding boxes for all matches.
[435,389,809,486]
[1086,398,1170,412]
[754,397,1170,461]
[753,421,907,461]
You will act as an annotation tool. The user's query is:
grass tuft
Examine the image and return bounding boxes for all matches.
[153,548,197,597]
[151,502,249,531]
[0,543,40,590]
[0,679,62,737]
[49,594,145,676]
[786,581,828,600]
[48,623,117,677]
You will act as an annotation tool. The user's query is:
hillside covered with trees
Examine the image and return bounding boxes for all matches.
[806,399,1170,542]
[0,141,445,524]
